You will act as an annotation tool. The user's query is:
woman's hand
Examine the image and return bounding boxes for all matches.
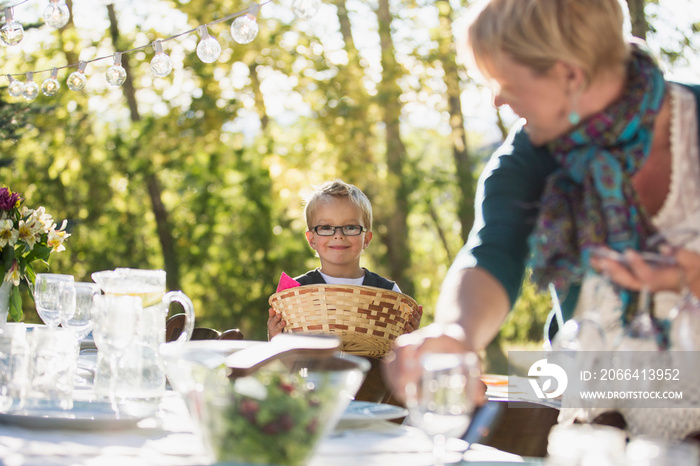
[267,307,286,340]
[402,305,423,333]
[382,323,485,405]
[590,247,699,296]
[675,248,700,298]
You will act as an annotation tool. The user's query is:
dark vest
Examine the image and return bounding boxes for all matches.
[294,268,396,290]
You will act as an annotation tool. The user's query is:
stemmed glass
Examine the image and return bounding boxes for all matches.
[61,282,101,343]
[91,294,139,416]
[405,352,480,465]
[616,285,664,351]
[33,273,75,329]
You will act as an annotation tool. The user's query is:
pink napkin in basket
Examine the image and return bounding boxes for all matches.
[276,272,301,292]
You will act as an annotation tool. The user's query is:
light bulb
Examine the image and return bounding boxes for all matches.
[22,73,39,101]
[43,0,70,29]
[196,25,221,63]
[41,68,60,96]
[67,61,87,91]
[1,8,24,46]
[150,40,173,77]
[292,0,321,19]
[105,52,126,86]
[7,75,23,97]
[231,5,260,44]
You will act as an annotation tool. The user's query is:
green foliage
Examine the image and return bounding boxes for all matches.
[0,0,695,347]
[500,273,552,344]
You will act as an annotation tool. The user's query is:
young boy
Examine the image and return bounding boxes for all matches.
[267,179,421,339]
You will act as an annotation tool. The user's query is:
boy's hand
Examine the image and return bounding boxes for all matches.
[267,308,286,340]
[403,305,423,333]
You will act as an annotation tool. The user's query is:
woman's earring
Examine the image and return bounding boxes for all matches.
[568,94,581,125]
[568,110,581,126]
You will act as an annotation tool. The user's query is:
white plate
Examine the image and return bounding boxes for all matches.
[0,400,146,430]
[341,401,408,422]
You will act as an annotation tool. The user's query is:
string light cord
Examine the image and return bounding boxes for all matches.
[0,0,32,15]
[2,0,321,98]
[2,1,272,78]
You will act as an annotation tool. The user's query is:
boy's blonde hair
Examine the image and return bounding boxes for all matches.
[304,180,373,231]
[466,0,629,88]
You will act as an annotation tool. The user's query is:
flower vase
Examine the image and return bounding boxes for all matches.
[0,280,10,327]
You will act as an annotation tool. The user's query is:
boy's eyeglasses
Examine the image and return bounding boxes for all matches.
[311,225,367,236]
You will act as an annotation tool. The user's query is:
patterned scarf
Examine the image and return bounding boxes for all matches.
[528,44,666,313]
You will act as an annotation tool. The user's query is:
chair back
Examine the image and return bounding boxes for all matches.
[166,313,245,342]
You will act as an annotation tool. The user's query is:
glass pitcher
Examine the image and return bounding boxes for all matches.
[91,268,195,402]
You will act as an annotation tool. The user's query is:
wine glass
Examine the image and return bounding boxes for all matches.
[616,285,666,351]
[33,273,75,328]
[405,352,480,465]
[61,282,101,343]
[91,294,140,416]
[551,265,610,353]
[645,227,700,351]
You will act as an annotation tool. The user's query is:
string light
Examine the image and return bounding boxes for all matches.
[196,25,221,63]
[1,7,24,46]
[292,0,320,19]
[150,40,173,78]
[1,0,290,97]
[231,3,260,45]
[43,0,70,29]
[21,71,39,100]
[41,67,60,96]
[6,74,23,97]
[66,60,87,91]
[105,52,126,86]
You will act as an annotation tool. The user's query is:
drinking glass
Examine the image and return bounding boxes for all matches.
[61,282,101,342]
[0,324,30,410]
[34,273,75,328]
[626,436,700,465]
[91,294,140,416]
[546,424,626,465]
[406,352,480,465]
[27,327,79,410]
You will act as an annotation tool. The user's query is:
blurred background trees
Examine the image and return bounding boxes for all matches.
[1,0,697,370]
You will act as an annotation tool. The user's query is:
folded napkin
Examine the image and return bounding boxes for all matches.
[276,272,301,292]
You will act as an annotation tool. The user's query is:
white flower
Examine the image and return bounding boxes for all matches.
[3,261,20,286]
[0,219,18,248]
[24,206,55,234]
[47,228,70,253]
[18,218,43,249]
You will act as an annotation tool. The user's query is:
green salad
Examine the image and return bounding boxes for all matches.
[206,364,335,466]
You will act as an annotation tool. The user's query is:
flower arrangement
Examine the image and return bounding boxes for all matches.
[0,187,70,322]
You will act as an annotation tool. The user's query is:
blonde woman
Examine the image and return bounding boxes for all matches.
[386,0,700,440]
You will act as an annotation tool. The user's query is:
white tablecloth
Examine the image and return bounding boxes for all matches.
[0,349,540,466]
[0,392,540,466]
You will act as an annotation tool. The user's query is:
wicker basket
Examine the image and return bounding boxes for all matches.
[269,284,418,358]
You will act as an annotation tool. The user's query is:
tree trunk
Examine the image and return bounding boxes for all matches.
[248,63,269,131]
[375,0,412,296]
[435,0,474,244]
[626,0,648,40]
[106,4,180,291]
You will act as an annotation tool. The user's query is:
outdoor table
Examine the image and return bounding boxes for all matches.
[0,351,544,466]
[0,392,543,465]
[0,392,541,465]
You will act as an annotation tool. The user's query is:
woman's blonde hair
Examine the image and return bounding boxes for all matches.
[304,180,373,231]
[466,0,630,87]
